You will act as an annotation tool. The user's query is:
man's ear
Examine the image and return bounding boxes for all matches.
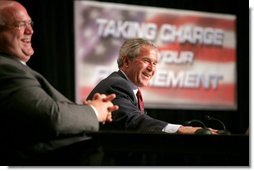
[123,56,129,68]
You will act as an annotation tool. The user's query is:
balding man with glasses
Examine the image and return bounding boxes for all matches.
[0,1,118,165]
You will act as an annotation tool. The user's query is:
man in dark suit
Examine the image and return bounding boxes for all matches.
[0,1,118,165]
[87,38,218,134]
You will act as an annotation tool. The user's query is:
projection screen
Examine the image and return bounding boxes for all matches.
[74,0,237,110]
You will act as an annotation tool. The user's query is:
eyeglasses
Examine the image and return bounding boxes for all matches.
[0,20,34,30]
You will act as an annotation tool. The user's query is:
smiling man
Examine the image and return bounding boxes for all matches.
[0,1,34,62]
[0,1,119,164]
[87,38,211,134]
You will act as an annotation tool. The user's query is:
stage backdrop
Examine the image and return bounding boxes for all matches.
[74,0,237,110]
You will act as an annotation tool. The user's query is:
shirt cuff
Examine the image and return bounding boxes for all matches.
[162,123,182,133]
[88,104,99,119]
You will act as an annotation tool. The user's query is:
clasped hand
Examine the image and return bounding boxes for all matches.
[83,93,119,124]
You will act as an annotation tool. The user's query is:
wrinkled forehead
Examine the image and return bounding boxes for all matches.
[0,2,30,24]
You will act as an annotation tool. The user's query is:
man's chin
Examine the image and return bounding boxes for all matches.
[21,53,32,62]
[139,82,149,87]
[22,48,34,55]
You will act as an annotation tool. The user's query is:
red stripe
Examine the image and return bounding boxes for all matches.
[79,87,93,100]
[142,84,236,106]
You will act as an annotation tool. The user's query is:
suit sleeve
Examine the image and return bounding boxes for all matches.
[0,63,99,142]
[88,77,168,133]
[111,84,167,132]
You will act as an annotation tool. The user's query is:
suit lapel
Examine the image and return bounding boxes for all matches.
[116,70,143,113]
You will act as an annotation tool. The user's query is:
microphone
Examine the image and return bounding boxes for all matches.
[205,115,231,135]
[183,120,212,135]
[184,120,207,128]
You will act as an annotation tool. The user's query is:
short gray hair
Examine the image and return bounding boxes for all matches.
[117,38,157,68]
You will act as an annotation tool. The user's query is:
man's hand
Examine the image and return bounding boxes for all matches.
[177,126,219,134]
[177,126,201,134]
[83,93,119,123]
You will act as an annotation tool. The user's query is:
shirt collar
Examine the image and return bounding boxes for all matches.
[0,52,27,65]
[119,69,139,100]
[19,60,26,65]
[119,70,138,92]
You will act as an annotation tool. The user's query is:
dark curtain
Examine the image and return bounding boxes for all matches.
[24,0,75,100]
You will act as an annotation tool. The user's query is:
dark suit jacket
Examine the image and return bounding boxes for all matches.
[0,54,99,164]
[87,70,168,133]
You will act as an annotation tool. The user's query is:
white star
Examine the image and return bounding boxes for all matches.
[95,43,106,55]
[83,28,93,38]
